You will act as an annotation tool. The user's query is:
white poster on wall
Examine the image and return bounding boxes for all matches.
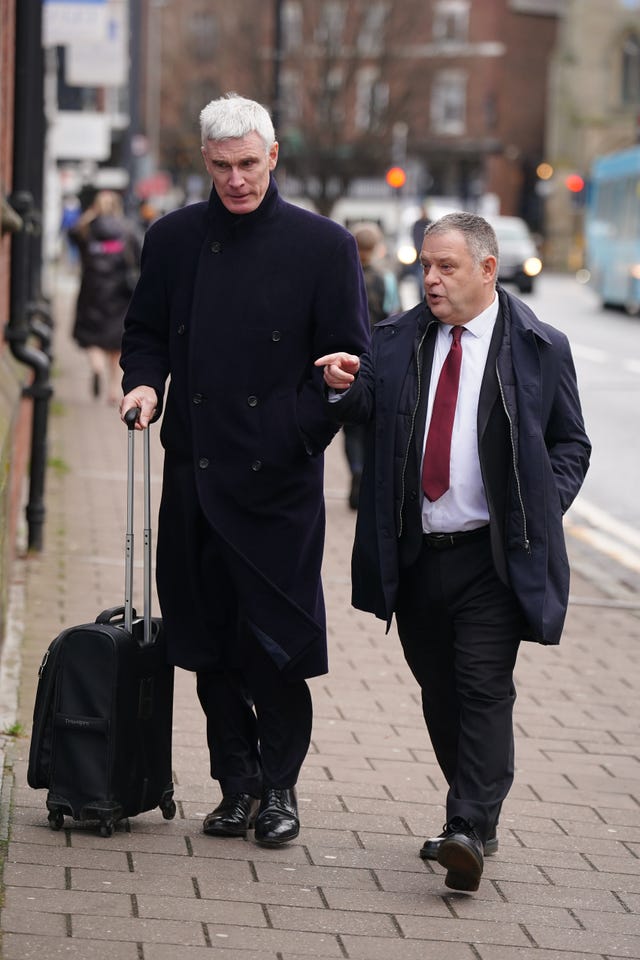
[65,5,127,86]
[42,0,109,46]
[49,111,111,160]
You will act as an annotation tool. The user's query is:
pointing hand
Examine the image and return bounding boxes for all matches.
[314,352,360,390]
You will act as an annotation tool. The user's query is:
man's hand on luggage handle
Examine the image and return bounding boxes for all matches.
[314,353,361,390]
[120,387,158,429]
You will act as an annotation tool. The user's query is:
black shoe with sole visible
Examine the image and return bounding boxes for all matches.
[254,787,299,847]
[420,826,498,861]
[202,793,260,838]
[436,816,484,892]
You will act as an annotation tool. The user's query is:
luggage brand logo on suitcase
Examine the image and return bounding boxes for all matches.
[54,713,108,733]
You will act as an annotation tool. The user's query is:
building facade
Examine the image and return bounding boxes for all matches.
[544,0,640,267]
[140,0,562,225]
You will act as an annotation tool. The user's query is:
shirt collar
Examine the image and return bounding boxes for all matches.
[453,292,499,339]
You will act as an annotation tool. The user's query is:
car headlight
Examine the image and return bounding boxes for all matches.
[397,244,418,266]
[523,257,542,278]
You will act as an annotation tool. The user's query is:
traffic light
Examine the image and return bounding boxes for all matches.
[565,173,586,208]
[385,166,407,189]
[565,173,585,193]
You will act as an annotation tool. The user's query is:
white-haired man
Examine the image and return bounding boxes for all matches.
[120,94,370,846]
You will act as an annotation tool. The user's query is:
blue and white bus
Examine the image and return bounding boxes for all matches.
[585,145,640,314]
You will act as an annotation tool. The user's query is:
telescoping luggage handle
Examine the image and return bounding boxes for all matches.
[124,408,153,645]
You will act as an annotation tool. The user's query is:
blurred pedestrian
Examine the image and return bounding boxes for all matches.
[316,212,590,892]
[70,190,141,404]
[119,93,370,847]
[411,204,432,298]
[138,199,160,231]
[59,194,81,265]
[343,221,399,509]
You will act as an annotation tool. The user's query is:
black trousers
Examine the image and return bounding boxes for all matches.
[395,528,525,842]
[194,526,313,798]
[196,649,312,797]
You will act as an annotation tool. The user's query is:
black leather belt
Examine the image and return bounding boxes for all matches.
[423,526,489,550]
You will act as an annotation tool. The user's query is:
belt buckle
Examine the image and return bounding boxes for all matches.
[427,532,455,549]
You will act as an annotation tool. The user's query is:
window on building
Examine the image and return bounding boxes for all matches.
[357,3,388,56]
[316,2,347,52]
[484,92,498,132]
[317,68,345,125]
[282,1,303,53]
[187,11,217,60]
[431,69,467,135]
[280,68,302,125]
[433,0,469,44]
[354,67,389,131]
[622,32,640,104]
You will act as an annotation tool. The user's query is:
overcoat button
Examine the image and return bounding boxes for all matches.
[251,460,262,471]
[271,330,281,341]
[177,324,185,335]
[192,393,203,405]
[210,241,222,253]
[247,395,258,407]
[410,490,417,501]
[198,458,209,469]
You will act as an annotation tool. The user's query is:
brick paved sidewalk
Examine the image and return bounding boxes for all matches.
[1,269,639,959]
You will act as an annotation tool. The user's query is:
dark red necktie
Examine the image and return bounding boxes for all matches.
[422,325,464,502]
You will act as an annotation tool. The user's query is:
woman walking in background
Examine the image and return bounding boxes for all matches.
[70,190,142,404]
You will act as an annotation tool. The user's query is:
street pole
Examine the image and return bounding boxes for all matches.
[124,0,142,214]
[6,0,53,552]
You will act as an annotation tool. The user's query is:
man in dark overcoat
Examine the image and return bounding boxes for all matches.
[119,94,370,846]
[316,212,590,891]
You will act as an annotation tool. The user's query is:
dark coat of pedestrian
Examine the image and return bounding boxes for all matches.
[120,94,370,848]
[70,190,141,402]
[342,221,397,510]
[316,212,590,894]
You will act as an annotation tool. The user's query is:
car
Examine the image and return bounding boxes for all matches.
[488,215,542,294]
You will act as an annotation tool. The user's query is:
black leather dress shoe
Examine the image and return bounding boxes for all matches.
[420,826,498,861]
[436,817,484,892]
[254,787,299,846]
[202,793,260,837]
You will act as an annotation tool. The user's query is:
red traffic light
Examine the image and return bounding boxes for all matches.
[385,166,407,189]
[565,173,585,193]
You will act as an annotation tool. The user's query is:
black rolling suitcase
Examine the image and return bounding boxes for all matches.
[27,410,175,835]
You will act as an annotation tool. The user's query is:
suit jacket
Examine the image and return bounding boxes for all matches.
[331,286,591,646]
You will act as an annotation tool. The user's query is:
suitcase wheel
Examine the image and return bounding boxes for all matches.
[48,810,64,831]
[161,798,177,820]
[99,820,115,838]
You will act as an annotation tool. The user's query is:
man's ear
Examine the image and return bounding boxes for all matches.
[483,255,497,283]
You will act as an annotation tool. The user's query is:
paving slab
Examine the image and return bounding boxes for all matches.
[1,268,639,959]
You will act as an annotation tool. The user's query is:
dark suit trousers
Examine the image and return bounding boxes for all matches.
[194,525,313,798]
[395,528,525,842]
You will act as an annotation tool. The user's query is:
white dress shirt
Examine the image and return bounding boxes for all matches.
[422,295,498,534]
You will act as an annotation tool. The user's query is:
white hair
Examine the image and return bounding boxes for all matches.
[199,93,275,150]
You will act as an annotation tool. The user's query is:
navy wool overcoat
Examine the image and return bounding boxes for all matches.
[120,177,370,678]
